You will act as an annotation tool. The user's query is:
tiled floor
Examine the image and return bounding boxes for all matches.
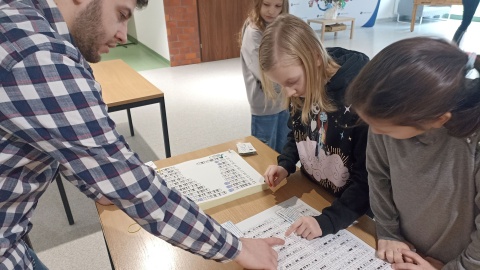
[30,18,480,270]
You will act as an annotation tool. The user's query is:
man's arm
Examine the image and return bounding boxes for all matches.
[4,52,240,261]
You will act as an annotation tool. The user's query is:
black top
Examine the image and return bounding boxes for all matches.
[278,47,371,236]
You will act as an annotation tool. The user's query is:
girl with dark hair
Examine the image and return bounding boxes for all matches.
[345,37,480,269]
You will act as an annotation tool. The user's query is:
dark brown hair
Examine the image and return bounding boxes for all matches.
[345,37,480,138]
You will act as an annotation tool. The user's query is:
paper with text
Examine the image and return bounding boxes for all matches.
[146,150,267,209]
[234,197,391,270]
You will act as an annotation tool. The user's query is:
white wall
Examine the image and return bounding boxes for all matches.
[128,0,170,61]
[125,0,467,62]
[451,5,480,16]
[377,0,396,19]
[129,0,394,62]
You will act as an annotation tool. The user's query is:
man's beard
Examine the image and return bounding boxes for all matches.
[70,0,105,63]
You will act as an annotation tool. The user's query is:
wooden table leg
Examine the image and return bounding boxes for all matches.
[321,22,325,42]
[350,19,355,39]
[410,4,418,32]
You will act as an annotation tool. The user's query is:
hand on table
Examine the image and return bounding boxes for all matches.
[285,216,323,240]
[392,249,444,270]
[263,165,288,188]
[233,237,285,270]
[377,239,415,264]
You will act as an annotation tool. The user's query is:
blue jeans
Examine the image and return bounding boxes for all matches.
[26,245,49,270]
[251,110,290,153]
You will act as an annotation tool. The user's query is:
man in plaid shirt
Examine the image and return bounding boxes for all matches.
[0,0,284,269]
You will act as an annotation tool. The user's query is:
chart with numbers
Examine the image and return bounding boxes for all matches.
[229,197,391,270]
[146,150,267,209]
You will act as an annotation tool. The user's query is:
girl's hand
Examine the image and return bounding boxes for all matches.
[392,249,444,270]
[377,239,415,264]
[263,165,288,188]
[284,216,322,240]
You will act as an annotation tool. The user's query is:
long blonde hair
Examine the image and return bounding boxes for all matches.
[239,0,289,45]
[259,14,340,124]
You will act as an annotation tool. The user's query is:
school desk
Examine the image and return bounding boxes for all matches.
[90,59,171,158]
[95,136,377,270]
[410,0,462,32]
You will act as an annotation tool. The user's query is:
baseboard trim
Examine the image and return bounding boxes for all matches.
[127,35,171,66]
[375,17,397,22]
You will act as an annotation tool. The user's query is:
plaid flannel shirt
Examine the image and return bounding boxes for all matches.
[0,0,241,269]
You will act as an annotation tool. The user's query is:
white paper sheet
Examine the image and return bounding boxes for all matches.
[146,150,267,209]
[231,197,391,270]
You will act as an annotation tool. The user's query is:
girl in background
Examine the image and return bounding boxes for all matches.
[260,14,371,239]
[345,37,480,269]
[240,0,290,153]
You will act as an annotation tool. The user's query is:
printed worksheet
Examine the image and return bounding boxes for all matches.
[228,197,391,270]
[146,150,267,209]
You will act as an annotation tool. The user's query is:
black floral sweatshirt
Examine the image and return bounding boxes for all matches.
[278,47,370,236]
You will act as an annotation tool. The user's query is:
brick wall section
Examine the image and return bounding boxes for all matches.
[164,0,201,66]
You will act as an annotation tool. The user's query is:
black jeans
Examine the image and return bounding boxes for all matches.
[458,0,480,32]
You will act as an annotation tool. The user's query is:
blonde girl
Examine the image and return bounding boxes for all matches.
[260,14,371,239]
[240,0,289,153]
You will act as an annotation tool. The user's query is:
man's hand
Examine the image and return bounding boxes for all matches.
[377,239,415,264]
[392,249,444,270]
[233,237,285,270]
[285,216,323,240]
[96,195,113,205]
[263,165,288,188]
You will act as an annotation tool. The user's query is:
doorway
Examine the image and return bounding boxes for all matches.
[197,0,252,62]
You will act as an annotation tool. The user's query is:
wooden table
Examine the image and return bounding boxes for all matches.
[410,0,462,32]
[307,16,355,41]
[90,59,171,158]
[96,136,376,270]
